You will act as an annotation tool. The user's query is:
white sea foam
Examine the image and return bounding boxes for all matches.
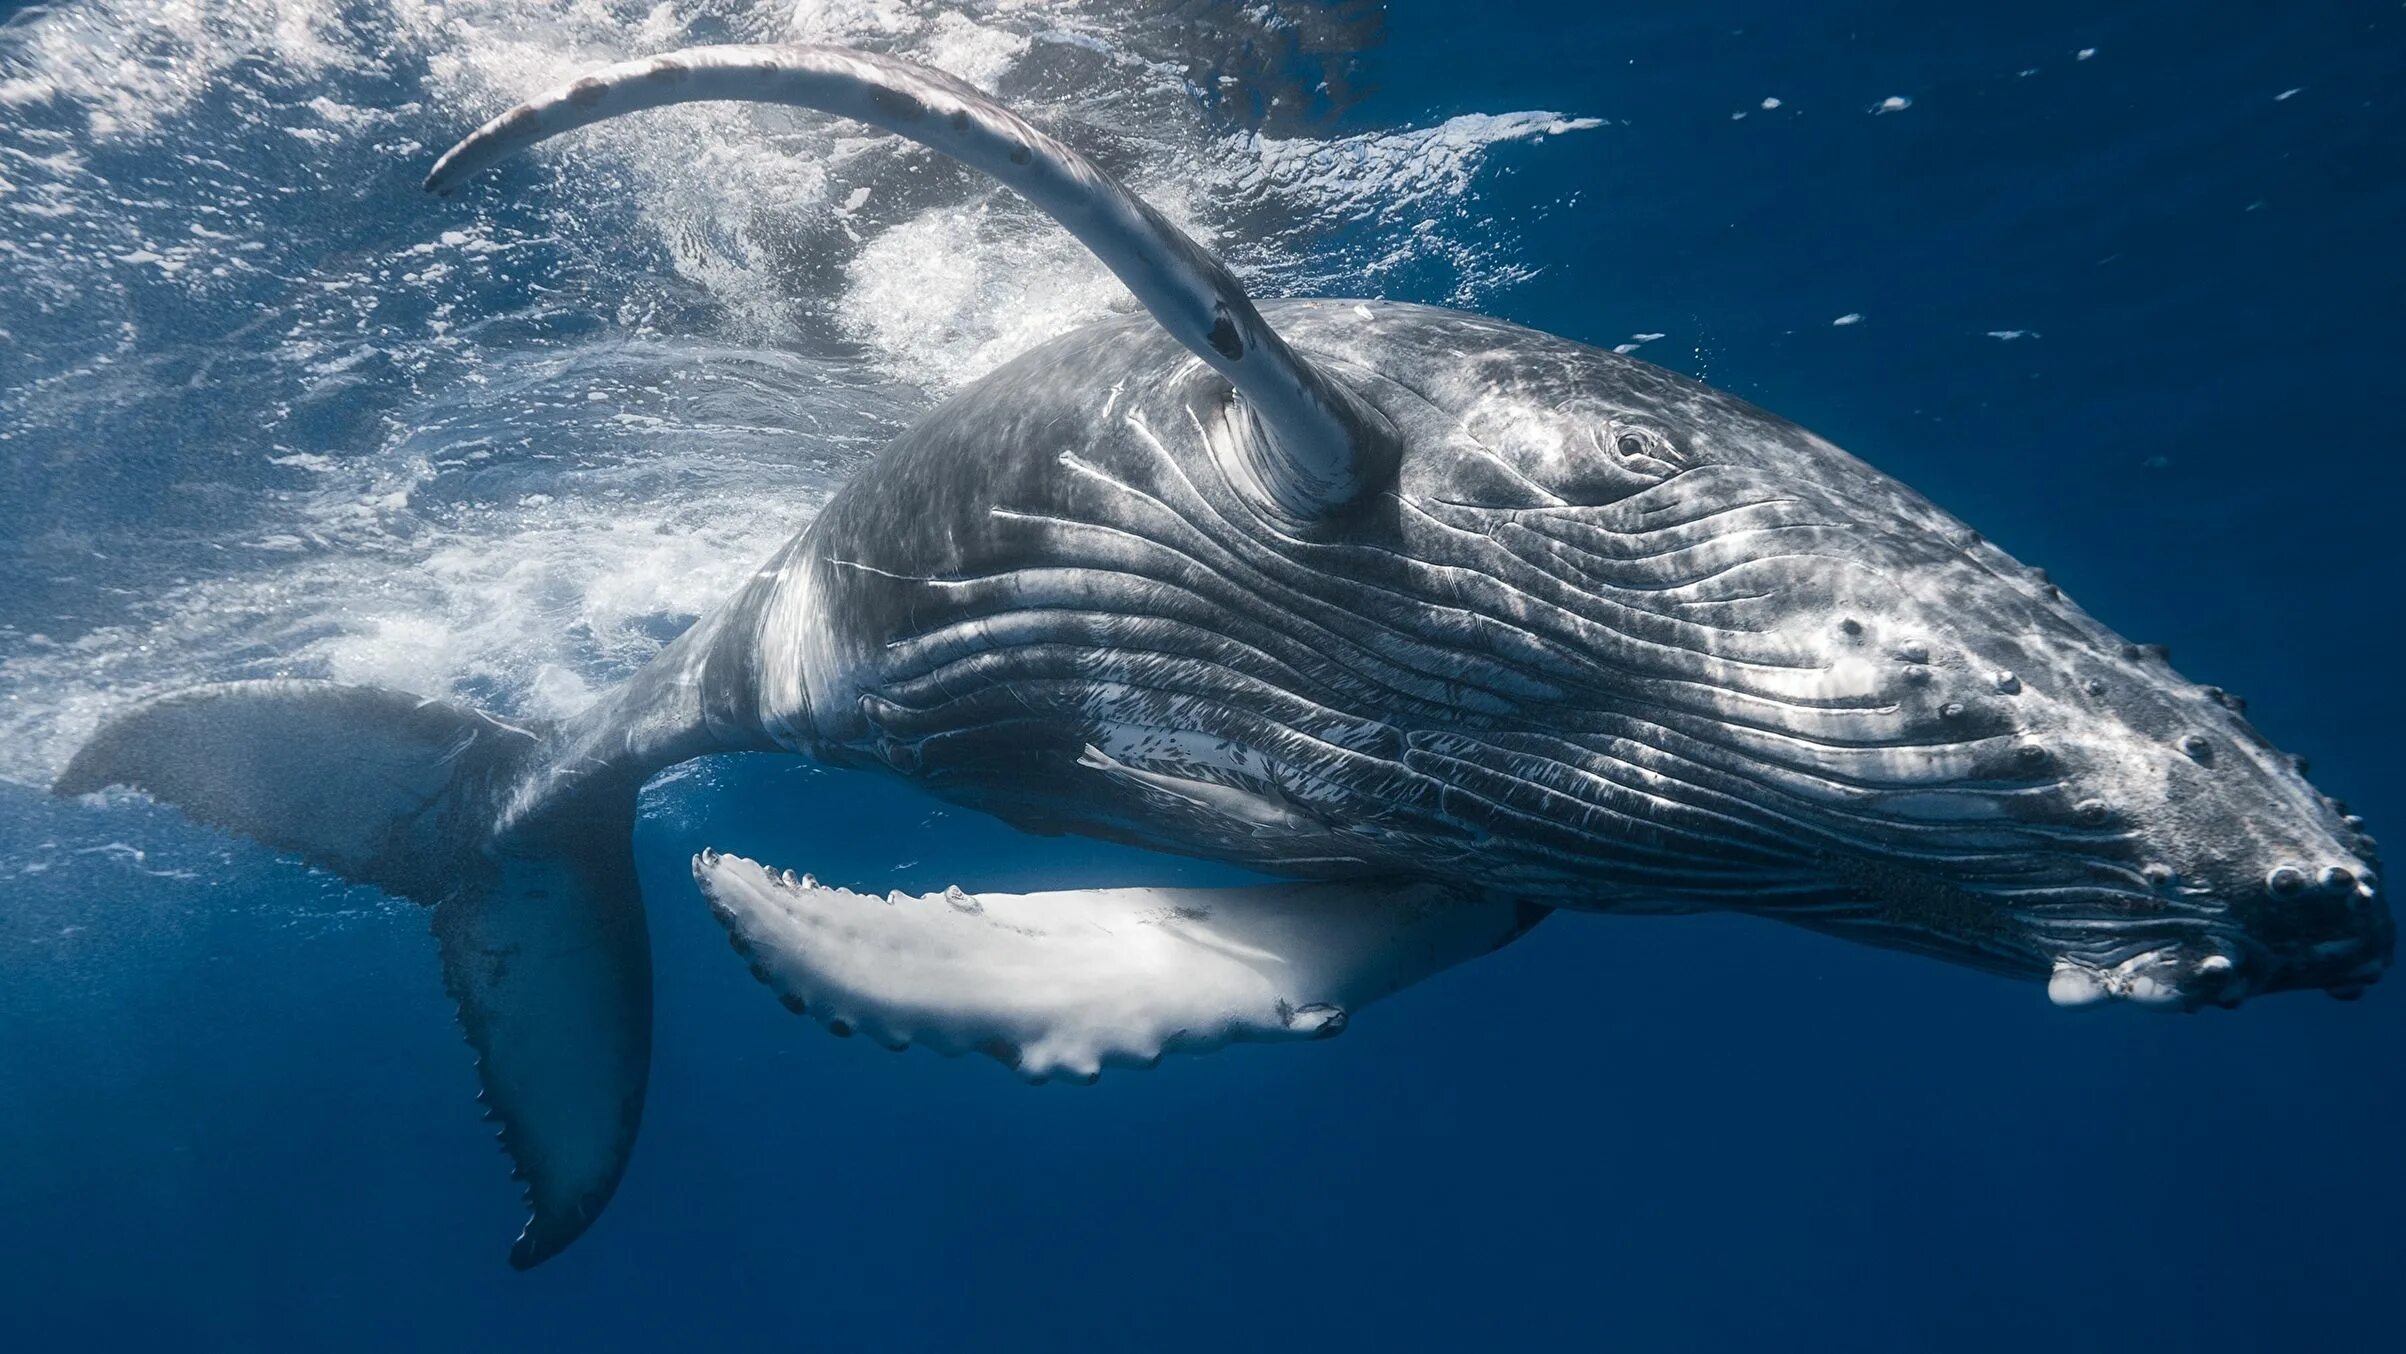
[837,198,1142,393]
[1230,112,1603,226]
[0,0,363,138]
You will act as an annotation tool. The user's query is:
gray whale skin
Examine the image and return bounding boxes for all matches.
[55,45,2391,1267]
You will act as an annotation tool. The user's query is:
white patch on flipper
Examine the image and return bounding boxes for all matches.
[2047,963,2107,1007]
[2048,949,2192,1009]
[692,852,1530,1081]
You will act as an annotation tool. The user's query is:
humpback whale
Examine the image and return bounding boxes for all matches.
[57,45,2391,1268]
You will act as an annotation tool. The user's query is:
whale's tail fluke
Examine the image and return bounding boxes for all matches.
[55,680,650,1269]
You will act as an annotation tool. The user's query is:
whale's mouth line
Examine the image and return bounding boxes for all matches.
[1787,857,2326,1009]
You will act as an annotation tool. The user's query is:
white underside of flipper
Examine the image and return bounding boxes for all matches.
[693,852,1534,1082]
[2047,947,2210,1008]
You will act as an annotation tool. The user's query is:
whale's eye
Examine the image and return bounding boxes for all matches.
[1599,423,1683,482]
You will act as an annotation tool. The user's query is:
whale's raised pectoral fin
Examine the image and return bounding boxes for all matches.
[692,852,1543,1082]
[423,43,1400,521]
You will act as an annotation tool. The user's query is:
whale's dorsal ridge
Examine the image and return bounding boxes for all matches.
[423,43,1400,521]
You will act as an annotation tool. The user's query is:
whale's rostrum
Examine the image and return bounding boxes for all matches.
[58,44,2390,1268]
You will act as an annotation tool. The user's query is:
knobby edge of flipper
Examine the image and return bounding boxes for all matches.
[422,42,1402,522]
[54,679,652,1269]
[693,849,1548,1082]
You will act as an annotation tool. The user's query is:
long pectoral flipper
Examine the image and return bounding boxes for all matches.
[424,43,1399,521]
[693,852,1542,1081]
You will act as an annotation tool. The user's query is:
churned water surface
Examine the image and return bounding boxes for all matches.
[2,2,2400,1350]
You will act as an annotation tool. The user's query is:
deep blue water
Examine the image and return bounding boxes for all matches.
[4,2,2402,1349]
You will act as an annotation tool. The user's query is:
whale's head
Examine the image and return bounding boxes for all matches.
[1318,304,2392,1009]
[1830,591,2394,1010]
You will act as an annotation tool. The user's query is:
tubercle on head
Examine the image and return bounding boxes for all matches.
[1814,590,2385,1009]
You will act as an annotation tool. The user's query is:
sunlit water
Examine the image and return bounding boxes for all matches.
[3,2,2401,1349]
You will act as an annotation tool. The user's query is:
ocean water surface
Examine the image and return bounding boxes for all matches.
[2,1,2401,1349]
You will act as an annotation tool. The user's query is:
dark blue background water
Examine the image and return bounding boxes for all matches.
[4,2,2401,1349]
